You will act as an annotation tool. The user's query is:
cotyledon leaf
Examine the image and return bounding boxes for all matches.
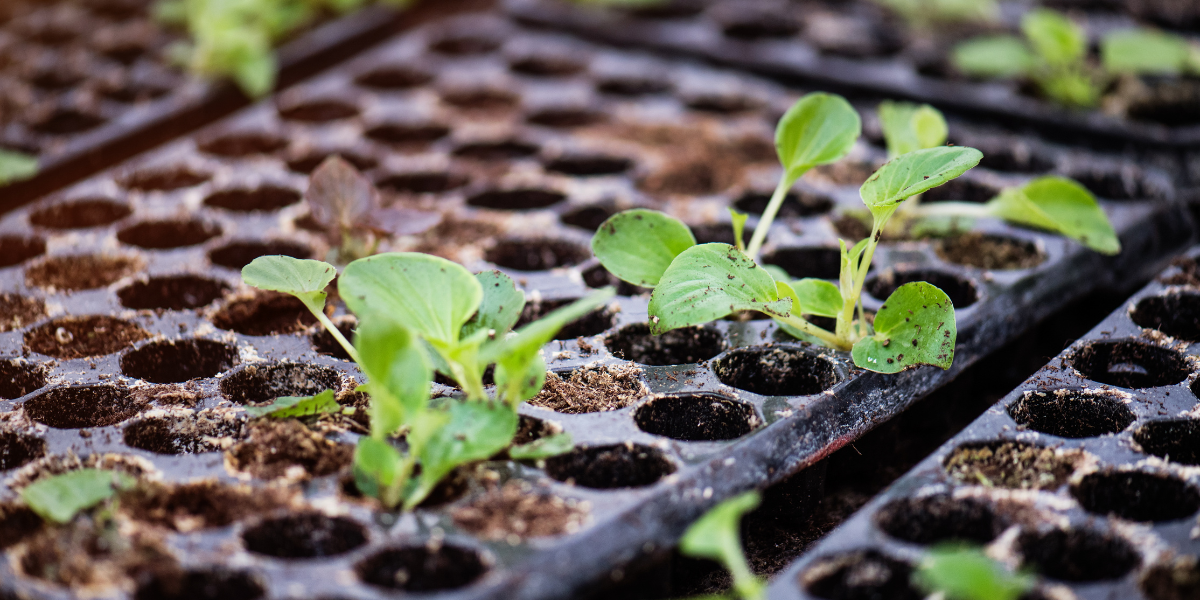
[860,147,983,220]
[591,209,695,287]
[648,244,791,335]
[460,270,525,342]
[851,282,956,373]
[242,255,336,314]
[340,252,482,345]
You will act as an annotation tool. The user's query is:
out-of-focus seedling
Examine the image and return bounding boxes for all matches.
[873,0,998,28]
[0,149,38,187]
[953,8,1101,107]
[1101,28,1200,76]
[21,469,135,524]
[913,546,1034,600]
[678,491,764,600]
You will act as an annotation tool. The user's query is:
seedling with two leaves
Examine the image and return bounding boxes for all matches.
[595,92,973,374]
[855,101,1119,255]
[242,252,611,509]
[953,7,1200,108]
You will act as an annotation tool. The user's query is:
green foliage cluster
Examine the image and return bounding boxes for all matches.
[242,253,611,510]
[914,546,1034,600]
[154,0,411,97]
[953,8,1200,108]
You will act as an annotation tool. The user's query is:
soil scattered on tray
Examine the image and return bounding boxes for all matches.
[1161,256,1200,287]
[528,364,647,413]
[16,516,177,591]
[131,383,202,408]
[1141,555,1200,600]
[25,254,142,291]
[25,315,149,359]
[120,480,294,532]
[0,293,45,332]
[937,233,1045,270]
[452,482,589,541]
[943,441,1081,490]
[122,409,245,455]
[225,419,353,480]
[211,291,318,336]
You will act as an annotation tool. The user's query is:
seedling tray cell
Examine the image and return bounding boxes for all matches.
[0,0,414,212]
[0,13,1192,600]
[767,248,1200,600]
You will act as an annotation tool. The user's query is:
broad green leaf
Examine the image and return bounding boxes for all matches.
[353,437,405,507]
[460,270,525,342]
[860,147,983,219]
[680,491,764,600]
[408,401,517,509]
[852,282,956,373]
[354,312,432,437]
[775,280,799,308]
[648,244,792,335]
[729,209,749,251]
[914,546,1034,600]
[763,264,790,282]
[486,290,614,404]
[21,469,134,523]
[1102,29,1191,75]
[242,255,336,315]
[592,209,696,287]
[952,36,1034,78]
[0,150,38,186]
[1022,9,1086,67]
[986,176,1120,255]
[244,389,339,418]
[792,279,843,317]
[878,101,948,158]
[509,432,574,460]
[340,252,482,345]
[775,93,861,185]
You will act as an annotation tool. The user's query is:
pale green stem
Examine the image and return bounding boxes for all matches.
[855,297,867,339]
[311,309,361,364]
[745,175,793,260]
[779,313,847,350]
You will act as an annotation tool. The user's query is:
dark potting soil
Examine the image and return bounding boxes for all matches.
[0,504,42,551]
[119,481,295,533]
[451,482,589,541]
[943,441,1081,490]
[0,294,44,333]
[24,315,149,359]
[17,516,176,590]
[528,364,647,413]
[211,292,319,337]
[225,419,353,480]
[1141,556,1200,600]
[1159,255,1200,286]
[936,232,1046,270]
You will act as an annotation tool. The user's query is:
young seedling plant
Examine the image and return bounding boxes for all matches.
[863,101,1120,255]
[913,545,1034,600]
[242,253,610,509]
[678,491,764,600]
[594,92,977,374]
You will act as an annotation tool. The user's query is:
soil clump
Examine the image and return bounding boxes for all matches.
[528,365,647,413]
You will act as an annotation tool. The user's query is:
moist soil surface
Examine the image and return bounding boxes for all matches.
[1160,256,1200,287]
[451,482,589,541]
[120,481,294,533]
[528,365,647,413]
[0,294,45,332]
[211,292,319,336]
[25,316,149,359]
[943,441,1081,490]
[225,419,353,480]
[24,254,142,291]
[936,233,1045,270]
[17,516,176,591]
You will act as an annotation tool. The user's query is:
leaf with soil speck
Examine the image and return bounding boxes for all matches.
[852,281,956,373]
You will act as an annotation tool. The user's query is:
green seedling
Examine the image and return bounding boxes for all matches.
[595,92,973,374]
[873,0,998,28]
[155,0,411,97]
[0,150,38,186]
[914,546,1034,600]
[303,156,396,265]
[21,469,135,524]
[243,253,612,509]
[1101,28,1200,77]
[244,389,342,418]
[678,491,764,600]
[952,8,1101,108]
[862,101,1119,254]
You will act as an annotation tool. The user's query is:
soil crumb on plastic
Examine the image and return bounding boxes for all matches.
[944,441,1081,490]
[937,233,1045,270]
[1141,555,1200,600]
[16,516,177,591]
[528,365,647,413]
[121,480,294,532]
[0,293,45,332]
[452,482,589,541]
[1161,256,1200,287]
[25,254,142,291]
[131,384,202,408]
[225,419,353,480]
[25,315,150,359]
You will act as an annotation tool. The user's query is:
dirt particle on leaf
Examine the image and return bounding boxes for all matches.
[225,419,353,480]
[528,364,647,414]
[944,441,1081,490]
[452,482,589,541]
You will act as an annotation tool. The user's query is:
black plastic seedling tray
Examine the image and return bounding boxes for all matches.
[768,247,1200,600]
[0,0,420,212]
[0,12,1192,600]
[503,0,1200,149]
